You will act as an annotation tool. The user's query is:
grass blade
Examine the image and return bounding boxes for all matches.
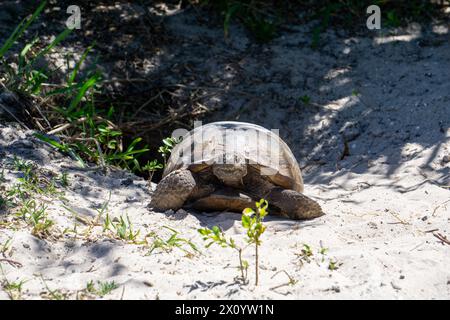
[68,43,95,86]
[65,72,101,115]
[0,1,46,58]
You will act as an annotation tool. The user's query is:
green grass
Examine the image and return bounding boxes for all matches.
[147,226,199,256]
[97,281,118,297]
[2,279,26,300]
[295,243,341,271]
[0,2,157,175]
[85,280,118,297]
[199,199,269,285]
[103,214,140,243]
[17,199,54,239]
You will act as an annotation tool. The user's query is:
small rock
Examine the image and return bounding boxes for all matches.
[125,196,137,202]
[368,222,378,229]
[399,275,405,280]
[442,155,450,163]
[391,281,401,290]
[331,285,340,293]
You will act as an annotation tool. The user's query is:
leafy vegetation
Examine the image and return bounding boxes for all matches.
[147,226,199,256]
[199,198,268,285]
[103,214,140,243]
[85,280,118,298]
[296,242,341,271]
[0,2,161,176]
[198,225,248,282]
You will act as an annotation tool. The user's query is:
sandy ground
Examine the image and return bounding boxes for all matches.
[0,4,449,300]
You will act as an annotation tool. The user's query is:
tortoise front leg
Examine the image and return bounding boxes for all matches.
[149,169,197,211]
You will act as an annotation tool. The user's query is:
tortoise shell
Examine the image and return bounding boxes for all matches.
[163,121,304,193]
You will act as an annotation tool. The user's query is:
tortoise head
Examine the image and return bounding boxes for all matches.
[212,153,247,188]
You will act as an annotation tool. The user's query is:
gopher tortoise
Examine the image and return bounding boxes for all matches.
[149,121,323,220]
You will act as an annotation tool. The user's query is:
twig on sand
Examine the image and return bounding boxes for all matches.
[432,199,450,217]
[433,232,450,246]
[387,210,410,225]
[0,258,23,268]
[269,270,297,292]
[0,102,30,130]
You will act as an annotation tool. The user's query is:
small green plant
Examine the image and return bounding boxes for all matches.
[57,172,70,187]
[296,243,340,271]
[12,156,33,173]
[328,259,341,271]
[85,280,96,294]
[105,214,140,242]
[158,137,180,166]
[94,192,111,226]
[142,159,163,183]
[198,226,248,282]
[199,198,269,286]
[386,10,400,27]
[18,200,54,239]
[82,280,118,298]
[98,281,119,297]
[1,278,26,300]
[318,245,328,263]
[147,226,199,256]
[297,244,314,265]
[300,95,311,104]
[97,281,118,297]
[242,199,268,286]
[9,157,60,196]
[0,238,13,256]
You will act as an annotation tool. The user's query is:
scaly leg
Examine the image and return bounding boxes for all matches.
[149,169,196,211]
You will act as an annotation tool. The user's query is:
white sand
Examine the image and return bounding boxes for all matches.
[0,120,448,299]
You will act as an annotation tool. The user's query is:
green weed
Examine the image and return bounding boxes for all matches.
[198,225,248,283]
[104,214,140,243]
[242,199,268,286]
[17,199,54,239]
[148,226,199,256]
[158,137,180,167]
[85,280,118,297]
[1,2,153,174]
[199,198,269,285]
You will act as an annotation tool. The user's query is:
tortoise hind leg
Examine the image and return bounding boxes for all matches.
[149,169,196,211]
[266,187,324,220]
